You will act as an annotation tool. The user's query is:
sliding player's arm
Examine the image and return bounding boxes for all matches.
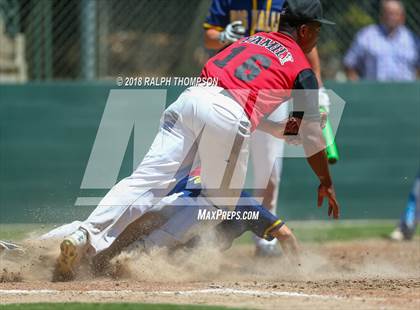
[270,224,300,259]
[229,193,300,259]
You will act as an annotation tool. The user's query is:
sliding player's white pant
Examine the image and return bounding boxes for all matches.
[250,102,288,250]
[73,86,251,255]
[40,202,219,251]
[40,221,84,240]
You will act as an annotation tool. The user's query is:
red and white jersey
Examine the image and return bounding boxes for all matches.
[201,32,311,130]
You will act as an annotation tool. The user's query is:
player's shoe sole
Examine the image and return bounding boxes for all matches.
[53,229,87,282]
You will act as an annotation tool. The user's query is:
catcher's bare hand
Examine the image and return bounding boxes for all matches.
[317,184,340,219]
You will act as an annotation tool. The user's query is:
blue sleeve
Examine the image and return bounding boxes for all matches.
[170,175,283,243]
[343,29,366,70]
[215,191,284,247]
[235,191,284,240]
[204,0,230,30]
[416,35,420,69]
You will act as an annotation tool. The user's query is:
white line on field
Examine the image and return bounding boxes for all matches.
[159,288,342,299]
[0,288,378,301]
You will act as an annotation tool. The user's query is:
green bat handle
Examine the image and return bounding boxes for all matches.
[320,107,339,164]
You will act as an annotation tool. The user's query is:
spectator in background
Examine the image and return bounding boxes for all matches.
[389,171,419,241]
[344,0,419,81]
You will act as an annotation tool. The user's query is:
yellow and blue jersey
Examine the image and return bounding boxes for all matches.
[203,0,286,35]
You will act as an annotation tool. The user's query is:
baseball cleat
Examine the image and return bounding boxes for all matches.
[254,237,282,258]
[389,227,404,241]
[53,229,88,282]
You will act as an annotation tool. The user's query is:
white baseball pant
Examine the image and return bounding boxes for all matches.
[69,86,251,255]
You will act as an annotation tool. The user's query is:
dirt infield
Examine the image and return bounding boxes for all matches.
[1,239,419,309]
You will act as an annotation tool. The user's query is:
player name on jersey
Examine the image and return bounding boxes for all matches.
[242,35,294,65]
[229,9,282,33]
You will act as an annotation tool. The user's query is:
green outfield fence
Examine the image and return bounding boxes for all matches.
[0,0,419,81]
[0,82,419,223]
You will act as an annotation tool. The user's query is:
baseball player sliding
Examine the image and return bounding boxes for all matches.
[53,0,339,281]
[203,0,331,256]
[35,170,299,279]
[0,177,299,279]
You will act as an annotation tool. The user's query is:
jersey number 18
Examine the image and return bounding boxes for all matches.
[214,46,271,82]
